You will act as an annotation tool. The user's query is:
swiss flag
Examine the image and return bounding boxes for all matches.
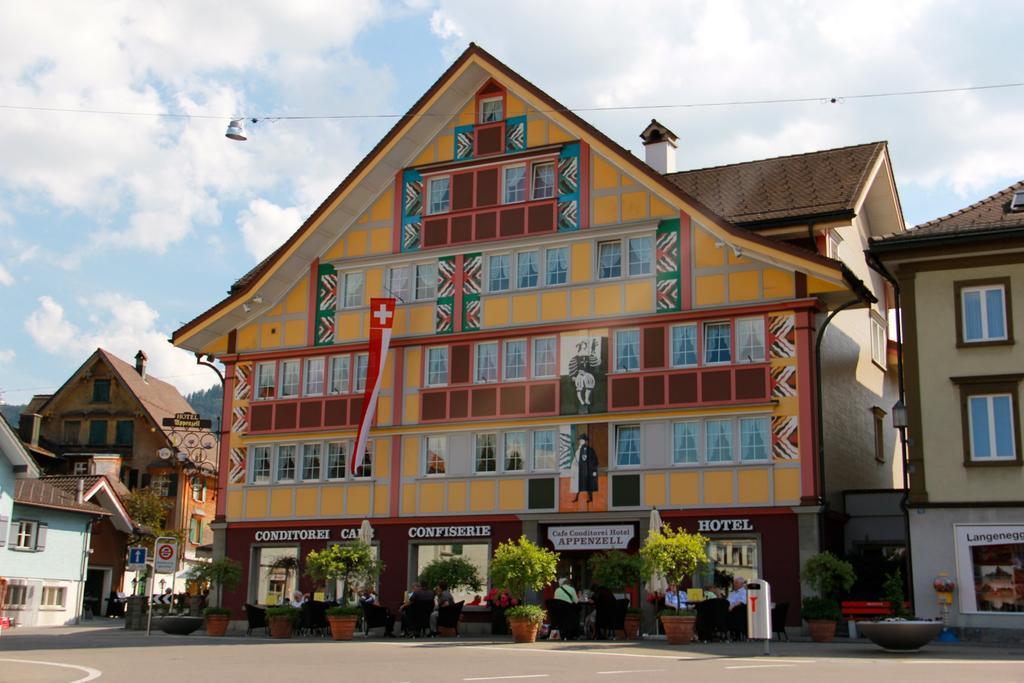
[352,297,397,476]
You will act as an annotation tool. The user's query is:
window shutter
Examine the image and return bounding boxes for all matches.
[141,473,151,488]
[0,515,8,547]
[8,520,18,547]
[167,473,178,497]
[35,523,48,551]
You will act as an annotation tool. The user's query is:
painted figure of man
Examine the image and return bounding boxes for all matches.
[568,339,598,412]
[573,433,599,502]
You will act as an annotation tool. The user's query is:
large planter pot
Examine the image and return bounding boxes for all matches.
[807,619,837,643]
[154,616,203,636]
[205,614,230,637]
[268,615,294,639]
[491,607,508,635]
[327,615,358,641]
[660,615,696,645]
[508,617,540,643]
[856,621,944,652]
[623,614,641,640]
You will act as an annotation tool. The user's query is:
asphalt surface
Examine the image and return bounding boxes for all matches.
[1,624,1022,683]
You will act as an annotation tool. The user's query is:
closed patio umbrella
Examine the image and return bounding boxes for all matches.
[359,519,374,544]
[645,508,668,595]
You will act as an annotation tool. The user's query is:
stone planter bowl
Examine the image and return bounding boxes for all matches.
[154,616,204,636]
[856,620,944,652]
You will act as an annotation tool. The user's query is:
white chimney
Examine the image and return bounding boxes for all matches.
[639,119,679,174]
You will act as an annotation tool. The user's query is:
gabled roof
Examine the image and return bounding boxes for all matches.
[14,478,108,516]
[0,414,40,477]
[41,474,134,532]
[665,142,886,227]
[872,180,1024,251]
[173,43,862,352]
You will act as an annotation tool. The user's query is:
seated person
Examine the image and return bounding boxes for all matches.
[554,577,578,604]
[727,577,748,639]
[358,587,377,606]
[400,582,435,635]
[289,591,306,608]
[552,578,580,639]
[664,583,682,610]
[429,582,454,634]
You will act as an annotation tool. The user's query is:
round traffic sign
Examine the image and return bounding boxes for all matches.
[157,544,174,560]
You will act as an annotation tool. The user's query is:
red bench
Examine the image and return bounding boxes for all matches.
[841,601,910,637]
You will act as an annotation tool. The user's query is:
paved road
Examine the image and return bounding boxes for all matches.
[1,625,1022,683]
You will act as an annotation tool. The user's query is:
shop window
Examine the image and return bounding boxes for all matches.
[698,538,760,588]
[670,324,698,367]
[426,347,449,387]
[62,420,81,445]
[254,546,299,606]
[343,272,364,309]
[705,419,734,462]
[386,266,411,302]
[326,442,347,479]
[304,358,325,396]
[255,362,276,399]
[92,379,111,403]
[479,97,503,123]
[597,241,621,279]
[739,417,770,461]
[627,237,652,276]
[957,524,1024,613]
[115,420,134,446]
[614,329,640,372]
[532,162,555,200]
[503,166,526,204]
[415,543,489,604]
[415,263,437,301]
[517,251,539,289]
[334,543,381,600]
[427,177,450,215]
[302,443,322,481]
[279,360,300,398]
[328,355,350,395]
[276,445,297,482]
[504,431,526,472]
[503,340,527,381]
[532,430,558,470]
[425,436,447,475]
[672,421,699,464]
[475,433,497,473]
[88,420,107,446]
[736,318,765,363]
[615,425,641,466]
[488,254,511,292]
[475,342,498,383]
[252,446,272,483]
[703,322,731,365]
[532,338,557,378]
[545,247,568,286]
[354,353,369,392]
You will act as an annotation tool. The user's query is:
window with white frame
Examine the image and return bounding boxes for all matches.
[532,162,555,200]
[255,362,276,399]
[476,342,498,383]
[279,360,300,398]
[961,283,1008,343]
[489,254,511,292]
[627,237,653,276]
[739,417,771,461]
[504,431,526,471]
[328,355,350,395]
[870,313,887,367]
[426,347,449,386]
[616,425,641,466]
[304,358,325,395]
[191,476,207,502]
[14,520,37,550]
[354,354,369,392]
[533,430,557,470]
[504,166,526,204]
[598,241,622,279]
[427,177,450,215]
[827,229,843,259]
[545,247,568,285]
[517,251,539,288]
[343,272,364,309]
[475,433,497,473]
[415,263,437,301]
[326,442,347,479]
[353,444,373,478]
[386,266,411,302]
[479,97,503,123]
[615,329,640,371]
[276,445,297,481]
[533,338,557,377]
[151,474,171,497]
[425,436,447,475]
[671,324,698,367]
[302,443,322,481]
[736,318,765,363]
[6,584,28,607]
[504,340,527,381]
[73,461,90,475]
[672,422,699,464]
[968,394,1016,461]
[704,322,732,365]
[705,419,733,462]
[252,446,272,483]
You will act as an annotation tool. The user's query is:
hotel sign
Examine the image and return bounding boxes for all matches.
[697,518,754,532]
[547,525,634,550]
[162,412,212,429]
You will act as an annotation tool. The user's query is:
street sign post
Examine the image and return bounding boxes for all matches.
[747,579,773,655]
[127,546,147,571]
[147,536,179,636]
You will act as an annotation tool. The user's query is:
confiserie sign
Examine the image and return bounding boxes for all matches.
[408,525,491,539]
[547,525,634,550]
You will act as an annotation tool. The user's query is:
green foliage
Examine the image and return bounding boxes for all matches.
[418,556,483,593]
[124,487,184,549]
[188,558,242,609]
[640,526,709,586]
[265,606,301,624]
[489,536,559,600]
[882,568,912,619]
[626,606,643,615]
[588,550,644,590]
[657,608,697,618]
[305,541,381,601]
[203,606,232,617]
[801,596,841,621]
[802,552,856,600]
[505,604,546,625]
[184,384,223,426]
[326,606,362,617]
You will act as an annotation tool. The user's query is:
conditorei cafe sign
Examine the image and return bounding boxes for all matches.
[547,525,635,550]
[253,528,365,542]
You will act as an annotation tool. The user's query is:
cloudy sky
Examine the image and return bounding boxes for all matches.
[1,0,1022,405]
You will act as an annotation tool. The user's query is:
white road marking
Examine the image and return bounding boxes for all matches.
[596,669,666,675]
[474,646,693,661]
[728,658,815,664]
[0,658,102,682]
[725,664,797,669]
[901,660,1022,665]
[464,676,550,681]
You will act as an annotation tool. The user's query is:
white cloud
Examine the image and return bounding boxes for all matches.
[0,264,12,286]
[0,349,14,365]
[24,293,218,395]
[238,199,304,261]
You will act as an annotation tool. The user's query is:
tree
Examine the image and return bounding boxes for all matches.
[189,558,242,610]
[802,552,856,600]
[588,550,644,590]
[639,525,709,587]
[419,556,483,594]
[305,541,381,603]
[124,486,183,550]
[489,536,559,601]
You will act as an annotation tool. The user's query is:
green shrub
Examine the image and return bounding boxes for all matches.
[505,604,546,625]
[626,606,643,615]
[489,536,559,600]
[801,596,841,621]
[305,541,381,603]
[640,526,709,586]
[265,606,301,624]
[881,568,913,620]
[203,606,231,617]
[326,606,362,617]
[802,552,855,601]
[657,608,696,618]
[419,556,483,593]
[188,558,243,610]
[588,551,644,590]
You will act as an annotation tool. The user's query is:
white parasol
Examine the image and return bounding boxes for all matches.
[358,519,374,544]
[644,508,668,595]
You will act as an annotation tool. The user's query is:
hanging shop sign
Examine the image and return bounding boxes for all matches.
[408,525,492,539]
[162,412,212,429]
[547,525,635,550]
[697,518,754,532]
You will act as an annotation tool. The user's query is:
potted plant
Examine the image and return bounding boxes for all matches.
[419,556,483,596]
[801,552,855,643]
[265,606,300,638]
[588,550,644,639]
[639,525,708,645]
[484,588,520,635]
[489,536,559,643]
[305,541,381,640]
[190,558,243,637]
[856,569,943,652]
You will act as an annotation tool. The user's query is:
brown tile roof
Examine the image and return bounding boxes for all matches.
[14,478,109,516]
[665,142,886,226]
[42,473,131,500]
[96,349,198,438]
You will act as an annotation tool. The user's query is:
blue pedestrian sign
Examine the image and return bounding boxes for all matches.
[127,546,147,570]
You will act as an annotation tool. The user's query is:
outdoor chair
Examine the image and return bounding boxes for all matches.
[727,601,748,641]
[545,599,580,640]
[401,600,433,637]
[360,603,395,637]
[302,600,329,637]
[771,602,789,641]
[244,603,267,636]
[695,598,730,642]
[435,601,464,636]
[594,598,628,640]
